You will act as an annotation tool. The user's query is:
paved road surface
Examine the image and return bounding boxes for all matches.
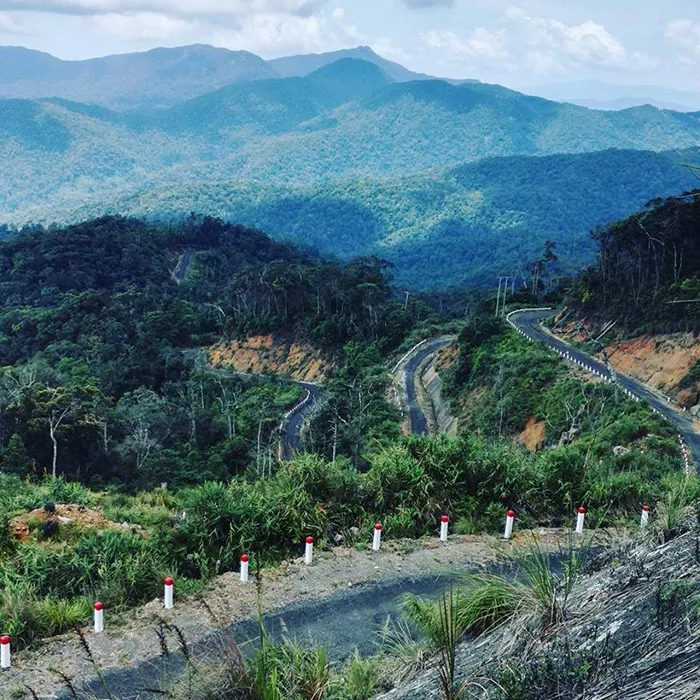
[173,250,191,282]
[204,365,324,462]
[64,570,471,699]
[402,338,455,435]
[509,309,700,472]
[280,382,325,461]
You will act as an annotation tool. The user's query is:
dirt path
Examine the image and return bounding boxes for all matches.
[0,530,591,699]
[509,309,700,472]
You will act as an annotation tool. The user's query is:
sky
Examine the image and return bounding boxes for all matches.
[1,0,699,91]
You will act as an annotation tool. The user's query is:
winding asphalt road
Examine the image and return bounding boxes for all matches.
[280,382,325,461]
[401,338,456,435]
[508,309,700,472]
[205,365,324,462]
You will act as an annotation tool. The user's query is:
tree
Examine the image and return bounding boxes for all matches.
[31,383,98,479]
[116,388,171,472]
[1,434,34,477]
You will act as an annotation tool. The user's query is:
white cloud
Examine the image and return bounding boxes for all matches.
[0,0,327,19]
[664,19,700,60]
[402,0,455,7]
[422,6,657,79]
[422,27,509,60]
[509,7,656,73]
[0,11,23,31]
[91,12,194,40]
[207,8,364,58]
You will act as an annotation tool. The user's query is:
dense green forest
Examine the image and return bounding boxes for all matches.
[0,216,415,488]
[22,148,700,289]
[569,190,700,332]
[5,59,700,238]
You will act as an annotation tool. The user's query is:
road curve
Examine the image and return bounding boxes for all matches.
[396,337,456,435]
[279,382,325,461]
[62,570,468,699]
[508,309,700,473]
[205,364,324,462]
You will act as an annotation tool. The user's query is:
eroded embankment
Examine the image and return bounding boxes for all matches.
[605,333,700,410]
[209,335,333,383]
[556,322,700,413]
[416,343,459,435]
[390,337,458,436]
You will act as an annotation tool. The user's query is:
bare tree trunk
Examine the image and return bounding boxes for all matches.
[50,424,58,479]
[256,418,263,476]
[332,414,338,464]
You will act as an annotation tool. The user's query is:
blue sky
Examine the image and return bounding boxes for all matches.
[0,0,699,90]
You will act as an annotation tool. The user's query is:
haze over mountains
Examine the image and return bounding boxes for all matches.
[527,80,700,113]
[0,44,455,110]
[2,43,700,288]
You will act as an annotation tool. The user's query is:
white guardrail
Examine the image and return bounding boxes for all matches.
[507,308,694,475]
[391,339,428,374]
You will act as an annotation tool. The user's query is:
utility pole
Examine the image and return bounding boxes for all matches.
[495,277,510,317]
[403,291,411,310]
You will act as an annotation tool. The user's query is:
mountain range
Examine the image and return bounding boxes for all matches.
[526,79,700,113]
[0,44,458,111]
[3,45,700,288]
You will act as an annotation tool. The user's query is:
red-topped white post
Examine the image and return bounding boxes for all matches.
[94,602,104,633]
[504,509,515,540]
[0,636,10,670]
[372,523,382,551]
[304,537,314,565]
[440,515,449,542]
[240,554,249,582]
[641,505,650,529]
[164,577,174,610]
[575,507,586,534]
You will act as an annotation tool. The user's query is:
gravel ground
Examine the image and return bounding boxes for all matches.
[0,529,596,699]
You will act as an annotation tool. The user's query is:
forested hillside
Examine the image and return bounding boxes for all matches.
[68,148,700,288]
[571,191,700,332]
[0,216,414,488]
[4,60,700,227]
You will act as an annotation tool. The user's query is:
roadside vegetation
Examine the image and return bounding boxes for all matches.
[0,207,697,700]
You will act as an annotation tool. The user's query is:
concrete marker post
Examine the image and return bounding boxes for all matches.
[440,515,449,543]
[641,505,650,530]
[575,507,586,535]
[0,636,9,670]
[93,602,104,634]
[304,537,314,565]
[504,509,515,540]
[164,577,174,610]
[240,554,249,582]
[372,523,382,551]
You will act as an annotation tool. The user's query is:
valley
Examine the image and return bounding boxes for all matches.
[2,33,700,700]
